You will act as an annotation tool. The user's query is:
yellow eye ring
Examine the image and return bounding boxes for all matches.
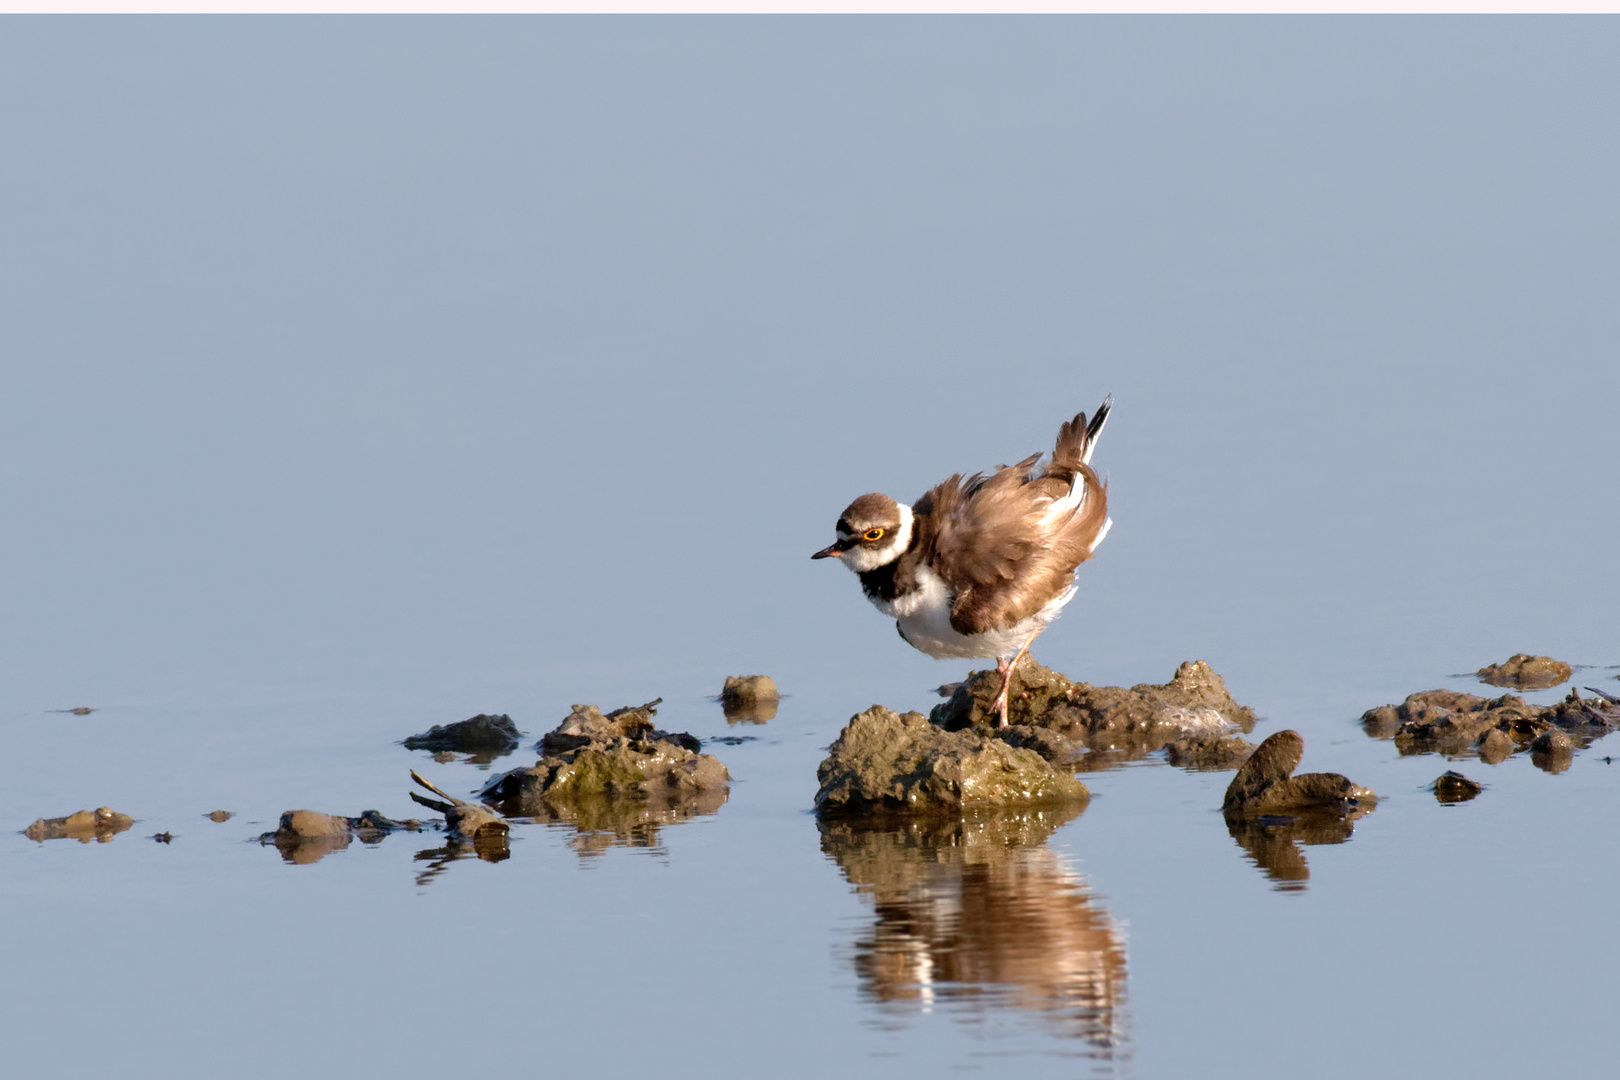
[863,528,885,541]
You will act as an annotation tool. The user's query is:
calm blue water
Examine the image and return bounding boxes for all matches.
[3,18,1618,1079]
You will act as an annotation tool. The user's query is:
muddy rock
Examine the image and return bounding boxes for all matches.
[206,810,234,823]
[1362,686,1619,761]
[1530,729,1575,774]
[1432,770,1483,803]
[815,705,1089,815]
[403,713,522,755]
[1476,728,1516,765]
[933,659,1257,771]
[1164,732,1257,771]
[23,807,134,843]
[1476,654,1572,690]
[482,700,729,821]
[720,675,779,723]
[1223,731,1375,815]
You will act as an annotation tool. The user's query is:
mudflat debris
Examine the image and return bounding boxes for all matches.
[1475,654,1572,690]
[403,713,523,755]
[1223,730,1375,816]
[23,807,134,843]
[814,705,1090,815]
[721,675,779,723]
[1361,686,1620,769]
[409,771,507,842]
[933,659,1258,772]
[206,810,234,823]
[481,700,730,822]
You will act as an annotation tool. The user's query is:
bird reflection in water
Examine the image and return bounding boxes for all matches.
[1224,806,1369,892]
[820,807,1127,1054]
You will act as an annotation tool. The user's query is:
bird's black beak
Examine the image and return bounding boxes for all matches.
[811,542,844,560]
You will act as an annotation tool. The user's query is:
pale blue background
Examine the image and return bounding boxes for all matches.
[2,19,1617,1080]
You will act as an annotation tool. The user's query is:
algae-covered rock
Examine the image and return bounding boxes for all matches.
[1361,686,1619,762]
[22,807,134,843]
[480,700,730,849]
[1432,771,1483,803]
[815,705,1089,815]
[1476,654,1572,690]
[403,713,522,754]
[933,659,1257,771]
[1223,730,1375,815]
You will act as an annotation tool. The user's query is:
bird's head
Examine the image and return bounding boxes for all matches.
[812,493,913,572]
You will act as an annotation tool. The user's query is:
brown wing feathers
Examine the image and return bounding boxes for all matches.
[924,407,1110,636]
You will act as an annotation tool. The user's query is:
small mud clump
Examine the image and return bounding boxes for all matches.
[23,807,134,844]
[481,700,730,824]
[721,675,779,723]
[403,713,522,755]
[1432,771,1483,804]
[1223,730,1375,816]
[934,659,1258,772]
[1476,654,1572,690]
[1362,686,1620,770]
[206,810,234,823]
[815,705,1089,815]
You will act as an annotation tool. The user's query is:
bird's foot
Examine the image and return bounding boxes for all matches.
[992,656,1012,728]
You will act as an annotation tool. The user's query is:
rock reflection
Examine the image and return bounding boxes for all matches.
[522,788,730,858]
[1224,807,1367,892]
[821,808,1126,1052]
[413,832,512,887]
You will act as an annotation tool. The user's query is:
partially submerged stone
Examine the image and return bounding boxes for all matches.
[1476,654,1572,690]
[721,675,779,723]
[1432,770,1483,804]
[480,701,730,848]
[206,810,234,823]
[1530,729,1575,774]
[403,713,522,755]
[1361,686,1620,762]
[933,659,1258,772]
[260,807,425,864]
[1223,731,1375,815]
[23,807,133,843]
[815,705,1089,815]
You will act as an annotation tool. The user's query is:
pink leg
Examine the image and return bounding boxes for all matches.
[990,632,1042,728]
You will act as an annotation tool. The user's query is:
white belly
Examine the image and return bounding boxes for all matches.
[871,563,1076,660]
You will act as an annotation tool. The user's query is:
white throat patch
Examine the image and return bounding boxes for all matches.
[839,502,914,573]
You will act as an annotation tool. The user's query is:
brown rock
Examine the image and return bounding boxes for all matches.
[1476,654,1572,690]
[206,810,234,823]
[1476,728,1515,765]
[933,659,1257,771]
[1222,731,1375,815]
[1432,770,1483,803]
[1530,729,1575,774]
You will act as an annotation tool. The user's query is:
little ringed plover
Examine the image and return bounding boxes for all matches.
[813,397,1112,727]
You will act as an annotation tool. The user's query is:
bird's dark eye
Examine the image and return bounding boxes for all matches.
[863,528,885,541]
